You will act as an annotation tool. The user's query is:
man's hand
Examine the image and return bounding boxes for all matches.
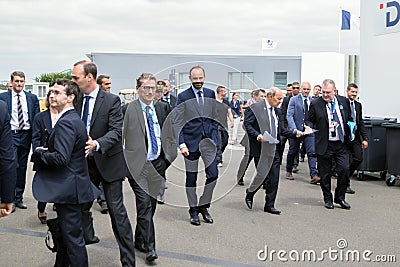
[229,121,234,128]
[180,147,189,157]
[0,203,13,217]
[85,135,97,157]
[304,126,313,135]
[257,134,264,142]
[362,140,368,149]
[296,131,304,138]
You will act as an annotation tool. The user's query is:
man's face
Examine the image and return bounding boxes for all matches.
[137,79,156,105]
[49,84,69,111]
[301,82,311,97]
[267,90,283,107]
[100,78,111,92]
[321,83,335,103]
[12,75,25,94]
[286,86,293,96]
[163,80,171,95]
[71,64,90,93]
[6,82,13,91]
[218,88,227,98]
[189,68,205,90]
[347,86,358,101]
[292,84,300,96]
[254,91,267,102]
[313,86,321,97]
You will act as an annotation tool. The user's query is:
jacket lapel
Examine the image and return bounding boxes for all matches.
[90,90,104,128]
[133,100,146,137]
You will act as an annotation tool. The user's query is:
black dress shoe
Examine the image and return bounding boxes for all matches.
[146,250,158,262]
[200,208,213,223]
[134,242,147,253]
[299,157,305,162]
[346,186,355,194]
[324,201,334,209]
[190,214,201,226]
[264,206,281,215]
[15,201,27,209]
[292,166,299,173]
[38,211,47,224]
[334,199,351,209]
[245,189,254,210]
[11,203,16,213]
[237,179,244,186]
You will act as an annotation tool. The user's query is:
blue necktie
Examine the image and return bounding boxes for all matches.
[197,91,204,115]
[145,106,158,155]
[350,101,357,131]
[331,103,344,143]
[269,107,277,138]
[82,95,91,129]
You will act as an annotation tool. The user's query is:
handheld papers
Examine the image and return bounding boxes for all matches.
[262,131,279,144]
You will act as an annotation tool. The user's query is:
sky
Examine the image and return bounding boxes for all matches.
[0,0,359,82]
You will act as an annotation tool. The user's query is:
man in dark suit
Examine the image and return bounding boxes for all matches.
[286,81,319,183]
[32,79,98,267]
[72,60,135,267]
[123,73,176,263]
[346,83,368,194]
[0,71,40,210]
[305,79,353,210]
[0,100,17,217]
[174,66,220,226]
[162,79,177,109]
[244,87,298,214]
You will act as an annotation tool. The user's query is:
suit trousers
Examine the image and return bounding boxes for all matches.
[348,139,363,178]
[184,150,218,216]
[128,157,166,252]
[54,203,88,267]
[12,130,32,202]
[216,128,229,164]
[317,141,350,203]
[86,158,135,267]
[286,135,318,177]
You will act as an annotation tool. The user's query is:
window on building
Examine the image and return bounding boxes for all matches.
[178,72,190,90]
[228,72,254,90]
[38,85,47,98]
[273,72,287,90]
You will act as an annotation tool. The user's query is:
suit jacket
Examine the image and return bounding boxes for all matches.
[75,89,129,182]
[281,94,292,127]
[165,94,177,109]
[32,109,97,204]
[0,100,17,203]
[306,95,352,155]
[0,90,40,129]
[352,100,368,142]
[287,94,313,131]
[175,87,220,152]
[32,109,52,150]
[123,100,177,179]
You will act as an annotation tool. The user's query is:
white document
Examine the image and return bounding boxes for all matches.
[262,131,279,144]
[303,128,319,135]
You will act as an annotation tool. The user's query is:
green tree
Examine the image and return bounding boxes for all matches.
[34,72,71,87]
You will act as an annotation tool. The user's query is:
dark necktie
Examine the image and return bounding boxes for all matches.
[82,95,91,129]
[17,94,25,129]
[197,91,204,115]
[269,107,277,138]
[350,101,357,131]
[331,103,344,143]
[304,98,309,119]
[145,106,158,155]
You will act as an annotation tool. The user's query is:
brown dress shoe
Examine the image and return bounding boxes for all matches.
[310,175,320,184]
[286,172,294,180]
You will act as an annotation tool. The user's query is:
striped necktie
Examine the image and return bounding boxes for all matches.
[17,94,25,129]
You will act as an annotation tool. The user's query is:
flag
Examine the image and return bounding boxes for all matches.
[341,9,360,30]
[262,38,278,49]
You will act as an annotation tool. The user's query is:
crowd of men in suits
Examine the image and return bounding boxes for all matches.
[0,63,368,266]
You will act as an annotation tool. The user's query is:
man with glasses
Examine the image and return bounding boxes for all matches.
[286,82,319,184]
[0,71,40,211]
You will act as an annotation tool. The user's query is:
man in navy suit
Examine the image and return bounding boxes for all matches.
[286,81,319,184]
[162,79,177,109]
[305,79,353,210]
[244,87,299,214]
[174,66,220,226]
[0,100,17,217]
[0,71,40,210]
[32,79,98,267]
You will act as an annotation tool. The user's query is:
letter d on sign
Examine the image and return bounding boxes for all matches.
[387,1,400,27]
[257,245,268,261]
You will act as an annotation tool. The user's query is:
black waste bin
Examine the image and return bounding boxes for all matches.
[357,117,397,180]
[383,123,400,175]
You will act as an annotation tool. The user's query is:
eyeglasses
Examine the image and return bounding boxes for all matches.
[140,86,156,91]
[292,87,300,89]
[302,88,311,90]
[50,90,66,95]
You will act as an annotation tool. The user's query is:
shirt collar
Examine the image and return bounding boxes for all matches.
[85,86,99,99]
[138,99,155,111]
[12,90,25,97]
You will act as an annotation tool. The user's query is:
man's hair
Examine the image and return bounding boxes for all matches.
[314,84,321,89]
[322,79,336,89]
[55,78,79,105]
[253,88,266,97]
[267,87,280,96]
[287,83,292,87]
[136,73,157,88]
[216,86,226,94]
[11,71,25,81]
[189,66,205,77]
[292,82,300,87]
[73,60,97,79]
[97,74,110,85]
[347,83,358,90]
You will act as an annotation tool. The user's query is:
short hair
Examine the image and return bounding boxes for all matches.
[314,84,321,89]
[292,82,300,87]
[11,71,25,81]
[322,79,336,89]
[136,73,157,88]
[267,87,280,96]
[54,78,80,105]
[73,60,97,79]
[347,83,358,90]
[189,66,205,77]
[216,86,226,94]
[287,83,292,87]
[253,88,266,97]
[97,74,110,85]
